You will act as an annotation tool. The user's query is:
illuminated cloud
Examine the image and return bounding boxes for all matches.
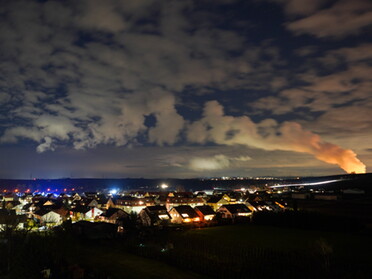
[188,101,366,173]
[0,0,263,151]
[189,155,231,171]
[0,0,370,177]
[251,43,372,165]
[272,0,328,16]
[188,154,252,171]
[36,137,54,153]
[286,0,372,38]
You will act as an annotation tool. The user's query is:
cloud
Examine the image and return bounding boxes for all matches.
[187,101,366,173]
[272,0,328,16]
[0,0,370,177]
[319,43,372,66]
[233,156,252,162]
[248,42,372,172]
[187,154,252,171]
[189,155,231,171]
[1,0,279,152]
[76,0,128,32]
[36,137,54,153]
[286,0,372,38]
[252,62,372,115]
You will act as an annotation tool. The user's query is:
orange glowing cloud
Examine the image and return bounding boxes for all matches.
[188,101,367,174]
[275,122,366,174]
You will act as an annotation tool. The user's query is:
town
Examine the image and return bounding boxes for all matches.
[2,175,369,233]
[0,186,288,232]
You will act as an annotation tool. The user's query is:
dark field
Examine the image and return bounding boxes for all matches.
[165,224,372,278]
[2,222,371,278]
[296,198,372,226]
[85,224,372,278]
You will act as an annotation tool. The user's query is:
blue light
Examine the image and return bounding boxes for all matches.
[109,189,118,195]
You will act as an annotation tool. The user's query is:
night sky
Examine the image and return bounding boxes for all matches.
[0,0,371,179]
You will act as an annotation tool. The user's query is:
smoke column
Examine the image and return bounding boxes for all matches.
[187,101,366,174]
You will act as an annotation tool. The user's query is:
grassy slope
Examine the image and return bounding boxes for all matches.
[74,244,206,279]
[182,224,372,253]
[179,224,372,274]
[68,224,372,278]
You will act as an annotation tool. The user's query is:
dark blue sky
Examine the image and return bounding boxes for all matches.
[0,0,371,178]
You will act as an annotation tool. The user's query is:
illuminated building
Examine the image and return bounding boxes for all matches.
[194,205,216,222]
[169,205,200,224]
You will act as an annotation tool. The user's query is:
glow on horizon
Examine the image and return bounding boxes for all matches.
[161,183,169,189]
[269,179,341,188]
[109,189,118,195]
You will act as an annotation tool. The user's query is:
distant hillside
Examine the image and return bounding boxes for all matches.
[0,173,371,194]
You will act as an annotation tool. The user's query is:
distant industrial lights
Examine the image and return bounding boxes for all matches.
[269,179,341,188]
[109,189,118,195]
[160,183,169,189]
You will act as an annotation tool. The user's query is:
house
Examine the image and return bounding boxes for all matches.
[43,200,55,206]
[206,195,229,211]
[164,193,205,211]
[250,201,272,211]
[71,193,81,201]
[222,193,240,204]
[53,206,70,220]
[169,205,200,224]
[81,198,99,208]
[70,206,103,221]
[248,200,285,212]
[58,193,70,199]
[3,200,20,211]
[115,196,155,214]
[22,203,40,216]
[2,193,17,202]
[19,193,33,204]
[194,205,216,222]
[70,206,87,221]
[217,204,252,219]
[138,205,171,226]
[12,201,27,215]
[265,201,285,211]
[97,197,115,210]
[83,207,103,220]
[0,209,27,231]
[83,192,98,199]
[194,191,208,198]
[243,198,257,212]
[99,208,129,224]
[46,193,58,199]
[34,209,63,226]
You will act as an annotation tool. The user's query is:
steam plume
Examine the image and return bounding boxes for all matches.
[187,101,366,174]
